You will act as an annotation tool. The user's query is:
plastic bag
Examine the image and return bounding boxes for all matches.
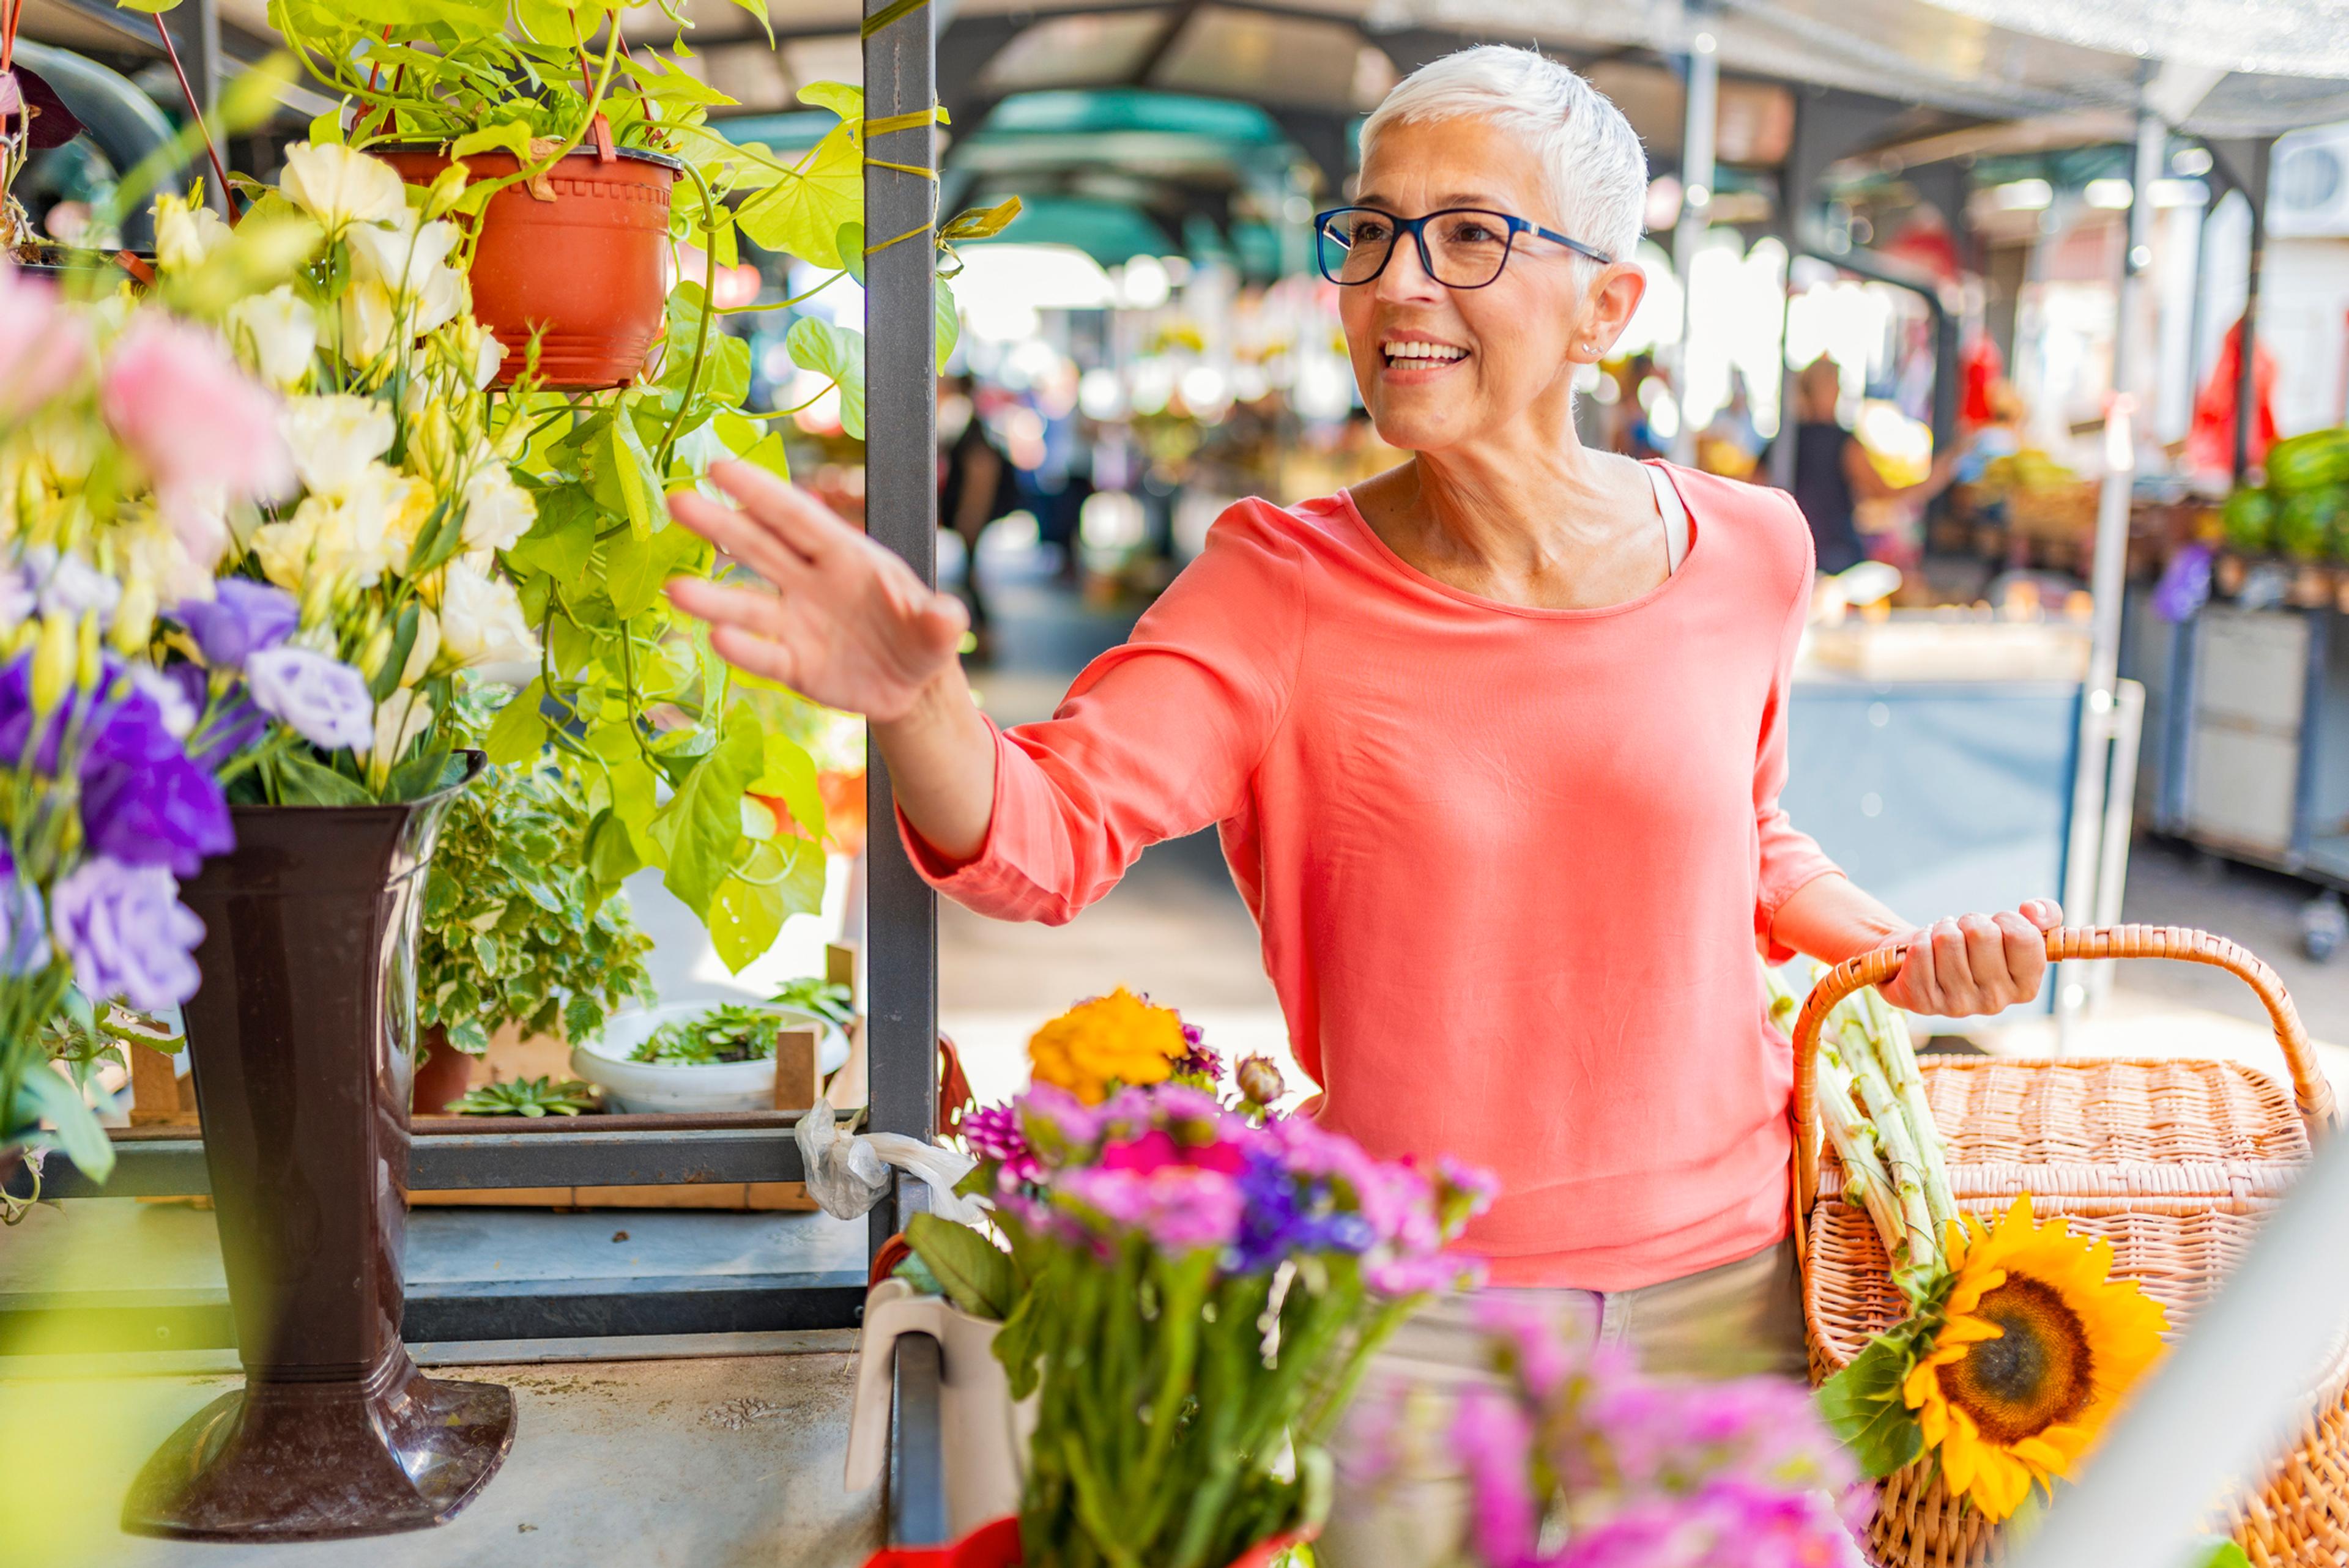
[795,1101,986,1226]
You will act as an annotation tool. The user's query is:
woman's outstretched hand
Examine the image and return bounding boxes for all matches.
[664,461,969,723]
[1877,898,2065,1016]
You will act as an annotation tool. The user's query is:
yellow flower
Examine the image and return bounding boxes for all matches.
[1902,1196,2167,1521]
[1027,988,1188,1105]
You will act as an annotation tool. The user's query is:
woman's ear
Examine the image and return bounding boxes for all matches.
[1571,261,1647,362]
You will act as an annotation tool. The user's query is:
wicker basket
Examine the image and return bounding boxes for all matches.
[1792,925,2349,1567]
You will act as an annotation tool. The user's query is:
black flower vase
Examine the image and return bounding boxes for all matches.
[122,753,516,1540]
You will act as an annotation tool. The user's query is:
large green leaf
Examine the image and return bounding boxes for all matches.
[451,120,535,162]
[16,1066,114,1181]
[797,81,863,124]
[509,488,599,584]
[484,680,549,765]
[601,414,664,541]
[785,317,864,440]
[935,273,960,372]
[732,122,859,268]
[656,702,765,918]
[906,1211,1017,1322]
[707,833,818,972]
[606,524,705,621]
[276,751,376,805]
[1816,1335,1926,1479]
[751,731,825,841]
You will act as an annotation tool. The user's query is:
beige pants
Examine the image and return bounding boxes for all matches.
[1318,1238,1806,1568]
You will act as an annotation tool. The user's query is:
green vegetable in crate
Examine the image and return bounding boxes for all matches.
[2278,486,2345,561]
[2267,428,2349,494]
[2223,486,2277,553]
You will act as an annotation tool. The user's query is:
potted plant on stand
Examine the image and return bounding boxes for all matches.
[412,687,655,1114]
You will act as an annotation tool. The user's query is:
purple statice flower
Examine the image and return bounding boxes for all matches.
[1454,1383,1541,1568]
[1054,1165,1244,1255]
[0,848,48,977]
[50,856,204,1011]
[247,645,373,752]
[1232,1147,1374,1273]
[174,578,299,671]
[1476,1296,1575,1403]
[1556,1481,1864,1568]
[963,1102,1042,1185]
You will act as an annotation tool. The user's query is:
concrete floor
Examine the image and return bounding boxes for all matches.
[0,1350,881,1568]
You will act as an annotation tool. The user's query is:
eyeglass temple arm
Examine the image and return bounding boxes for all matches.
[1526,221,1613,267]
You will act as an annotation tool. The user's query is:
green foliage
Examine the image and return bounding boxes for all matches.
[631,1000,794,1065]
[1815,1333,1927,1479]
[451,1075,597,1116]
[904,1211,1017,1321]
[416,687,655,1054]
[770,975,854,1029]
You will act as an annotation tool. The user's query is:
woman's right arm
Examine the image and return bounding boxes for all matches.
[664,462,1000,861]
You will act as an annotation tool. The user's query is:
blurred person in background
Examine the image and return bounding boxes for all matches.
[937,373,1015,660]
[1787,354,1965,574]
[670,48,2055,1564]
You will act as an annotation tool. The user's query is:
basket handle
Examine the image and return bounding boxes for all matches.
[1790,924,2337,1226]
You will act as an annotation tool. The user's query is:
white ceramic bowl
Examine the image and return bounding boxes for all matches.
[571,1001,850,1114]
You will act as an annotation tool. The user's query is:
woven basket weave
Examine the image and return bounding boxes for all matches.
[1792,925,2349,1567]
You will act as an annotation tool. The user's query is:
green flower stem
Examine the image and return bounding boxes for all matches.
[1858,987,1957,1242]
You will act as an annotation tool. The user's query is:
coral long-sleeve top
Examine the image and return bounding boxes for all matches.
[902,464,1839,1289]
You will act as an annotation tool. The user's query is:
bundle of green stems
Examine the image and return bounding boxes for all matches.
[1769,966,1958,1277]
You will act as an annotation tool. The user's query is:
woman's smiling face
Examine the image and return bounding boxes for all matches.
[1337,115,1642,456]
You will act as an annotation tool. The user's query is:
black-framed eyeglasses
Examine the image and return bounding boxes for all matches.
[1313,205,1614,289]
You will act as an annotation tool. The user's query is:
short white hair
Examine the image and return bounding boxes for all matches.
[1358,45,1647,270]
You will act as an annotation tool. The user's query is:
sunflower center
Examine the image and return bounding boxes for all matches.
[1937,1276,2095,1444]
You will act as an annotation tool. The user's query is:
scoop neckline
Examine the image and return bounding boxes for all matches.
[1333,459,1702,622]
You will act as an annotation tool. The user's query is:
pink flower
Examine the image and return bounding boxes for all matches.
[1453,1383,1540,1567]
[100,315,292,501]
[1475,1296,1575,1402]
[1054,1165,1244,1254]
[0,262,91,421]
[1100,1128,1247,1177]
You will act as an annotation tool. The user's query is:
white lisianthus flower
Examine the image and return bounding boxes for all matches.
[278,142,409,236]
[361,686,434,766]
[459,462,534,555]
[437,557,539,668]
[338,281,397,366]
[154,193,232,273]
[346,217,466,336]
[252,465,404,591]
[440,313,507,390]
[380,470,436,570]
[250,508,321,593]
[226,286,318,389]
[281,394,395,500]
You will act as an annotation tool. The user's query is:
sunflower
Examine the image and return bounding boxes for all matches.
[1901,1196,2167,1520]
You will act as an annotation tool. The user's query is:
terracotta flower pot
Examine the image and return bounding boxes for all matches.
[122,756,515,1541]
[377,143,680,390]
[410,1024,476,1117]
[865,1518,1310,1568]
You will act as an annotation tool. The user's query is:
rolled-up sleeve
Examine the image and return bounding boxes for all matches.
[1753,497,1839,962]
[897,503,1304,926]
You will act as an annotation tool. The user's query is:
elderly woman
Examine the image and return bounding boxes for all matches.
[667,43,2055,1535]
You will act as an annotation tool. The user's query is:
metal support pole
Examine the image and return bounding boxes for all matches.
[2232,139,2273,480]
[863,0,940,1262]
[1669,10,1718,467]
[2056,95,2162,1046]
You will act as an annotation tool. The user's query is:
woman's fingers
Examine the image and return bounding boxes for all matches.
[708,460,850,564]
[669,489,819,591]
[1928,919,1978,1013]
[1891,928,1939,1013]
[664,574,793,637]
[709,623,802,689]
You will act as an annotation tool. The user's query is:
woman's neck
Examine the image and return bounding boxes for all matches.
[1353,399,1667,610]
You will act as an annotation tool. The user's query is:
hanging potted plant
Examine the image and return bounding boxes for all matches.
[253,0,869,390]
[861,989,1496,1568]
[411,687,655,1114]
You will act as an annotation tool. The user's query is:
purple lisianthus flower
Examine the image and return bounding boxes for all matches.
[247,645,374,752]
[0,848,50,977]
[79,674,233,877]
[50,856,204,1011]
[174,578,299,671]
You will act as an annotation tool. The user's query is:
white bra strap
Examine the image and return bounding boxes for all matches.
[1646,464,1690,575]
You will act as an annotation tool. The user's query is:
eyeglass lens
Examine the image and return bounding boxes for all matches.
[1318,209,1515,287]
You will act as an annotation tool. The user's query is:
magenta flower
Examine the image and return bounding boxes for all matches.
[0,262,90,421]
[1455,1383,1540,1567]
[100,315,292,502]
[1100,1127,1248,1177]
[963,1102,1042,1185]
[1475,1296,1575,1402]
[1055,1165,1244,1254]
